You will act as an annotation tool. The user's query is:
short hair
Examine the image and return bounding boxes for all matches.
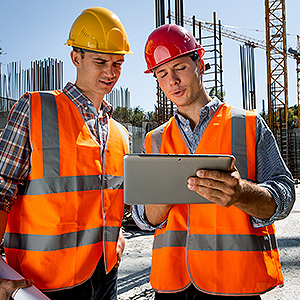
[72,47,85,59]
[190,51,199,62]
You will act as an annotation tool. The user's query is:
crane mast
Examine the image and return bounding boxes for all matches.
[265,0,289,162]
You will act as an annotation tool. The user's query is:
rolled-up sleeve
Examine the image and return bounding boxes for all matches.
[131,205,167,231]
[251,115,295,227]
[0,95,31,212]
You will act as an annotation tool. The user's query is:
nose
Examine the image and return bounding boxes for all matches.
[103,63,116,78]
[168,71,180,86]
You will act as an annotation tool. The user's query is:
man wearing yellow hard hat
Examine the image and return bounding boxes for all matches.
[0,7,132,300]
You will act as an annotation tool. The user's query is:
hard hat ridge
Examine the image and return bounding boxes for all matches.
[66,7,132,55]
[144,24,204,73]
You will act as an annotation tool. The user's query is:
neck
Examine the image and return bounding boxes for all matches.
[89,97,103,111]
[178,91,211,130]
[75,83,104,111]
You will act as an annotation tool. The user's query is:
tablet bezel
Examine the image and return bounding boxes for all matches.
[123,154,234,205]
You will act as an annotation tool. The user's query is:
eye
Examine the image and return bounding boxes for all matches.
[176,65,186,71]
[158,72,167,79]
[95,60,105,65]
[113,62,123,68]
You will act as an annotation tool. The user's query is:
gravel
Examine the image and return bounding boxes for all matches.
[118,185,300,299]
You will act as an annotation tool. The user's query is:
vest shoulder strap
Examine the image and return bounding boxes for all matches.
[150,119,173,153]
[231,107,256,180]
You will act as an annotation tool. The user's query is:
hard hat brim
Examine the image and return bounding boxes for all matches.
[65,42,133,55]
[144,48,204,74]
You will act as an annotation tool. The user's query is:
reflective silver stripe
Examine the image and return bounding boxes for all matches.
[231,107,248,179]
[188,233,278,252]
[100,174,123,190]
[19,174,123,195]
[26,93,124,195]
[153,231,278,252]
[40,92,60,178]
[4,226,120,251]
[103,226,120,244]
[113,120,129,149]
[153,231,187,248]
[151,123,166,153]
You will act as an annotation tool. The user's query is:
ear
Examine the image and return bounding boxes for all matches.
[197,59,205,75]
[70,51,80,67]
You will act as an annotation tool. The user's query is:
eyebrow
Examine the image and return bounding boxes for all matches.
[93,57,125,63]
[156,61,185,74]
[156,68,166,75]
[173,61,185,68]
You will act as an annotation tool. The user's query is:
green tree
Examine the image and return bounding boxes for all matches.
[288,105,299,129]
[260,105,299,129]
[112,106,157,126]
[208,87,225,102]
[113,107,129,123]
[145,111,157,122]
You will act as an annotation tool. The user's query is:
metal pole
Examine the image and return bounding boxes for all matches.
[213,12,217,98]
[219,19,223,101]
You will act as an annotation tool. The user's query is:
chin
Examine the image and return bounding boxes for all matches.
[99,85,114,95]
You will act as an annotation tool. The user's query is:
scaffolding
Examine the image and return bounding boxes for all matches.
[288,35,300,129]
[240,44,256,110]
[154,0,223,123]
[154,0,176,123]
[265,0,289,162]
[189,12,223,102]
[153,0,299,178]
[0,58,63,114]
[287,36,300,180]
[298,37,300,129]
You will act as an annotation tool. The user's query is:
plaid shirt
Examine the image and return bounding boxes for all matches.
[0,82,113,212]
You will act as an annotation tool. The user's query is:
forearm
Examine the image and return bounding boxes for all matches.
[233,179,277,220]
[254,115,295,221]
[0,96,31,214]
[0,211,8,241]
[131,205,161,231]
[258,176,295,221]
[144,204,172,226]
[0,177,20,215]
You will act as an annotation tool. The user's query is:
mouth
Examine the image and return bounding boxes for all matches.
[99,79,115,87]
[171,88,185,97]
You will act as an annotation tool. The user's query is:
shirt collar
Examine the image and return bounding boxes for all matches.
[63,82,113,117]
[174,97,222,126]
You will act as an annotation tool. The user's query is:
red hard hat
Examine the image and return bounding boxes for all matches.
[144,24,205,73]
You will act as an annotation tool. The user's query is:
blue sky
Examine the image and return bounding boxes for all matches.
[0,0,299,113]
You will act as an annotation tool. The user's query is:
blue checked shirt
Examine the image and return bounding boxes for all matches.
[0,82,113,212]
[132,98,295,229]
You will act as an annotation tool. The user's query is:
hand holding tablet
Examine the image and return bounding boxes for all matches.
[124,154,234,205]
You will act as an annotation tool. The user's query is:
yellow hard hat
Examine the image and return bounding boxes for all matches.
[66,7,132,54]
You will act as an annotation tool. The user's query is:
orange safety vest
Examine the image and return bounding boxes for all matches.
[144,103,283,296]
[4,91,129,291]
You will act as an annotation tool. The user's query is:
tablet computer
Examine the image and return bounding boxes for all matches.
[123,154,233,205]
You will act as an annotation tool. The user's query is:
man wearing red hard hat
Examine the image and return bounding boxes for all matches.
[132,24,295,299]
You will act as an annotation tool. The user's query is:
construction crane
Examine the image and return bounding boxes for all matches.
[161,0,299,176]
[172,0,298,165]
[265,0,288,162]
[182,2,299,133]
[177,14,294,58]
[288,35,300,129]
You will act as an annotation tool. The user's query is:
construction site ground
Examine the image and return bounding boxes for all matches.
[117,185,300,300]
